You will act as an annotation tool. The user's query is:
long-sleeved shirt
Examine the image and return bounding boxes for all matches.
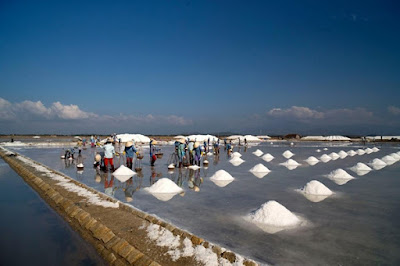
[104,143,115,158]
[125,145,137,158]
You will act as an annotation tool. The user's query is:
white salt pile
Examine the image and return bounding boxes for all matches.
[280,159,300,170]
[356,149,366,155]
[168,164,175,169]
[329,152,340,160]
[249,163,271,173]
[145,178,183,194]
[323,148,328,151]
[282,150,294,159]
[261,153,274,162]
[144,178,184,201]
[369,158,387,170]
[253,149,263,156]
[320,154,332,163]
[210,170,234,187]
[372,147,380,152]
[247,201,300,228]
[112,165,136,182]
[301,180,333,196]
[381,155,397,165]
[316,149,321,152]
[327,168,355,182]
[338,150,348,159]
[229,156,245,166]
[305,156,319,165]
[231,152,242,158]
[365,148,374,154]
[389,153,400,160]
[347,150,357,156]
[77,163,84,168]
[350,163,372,176]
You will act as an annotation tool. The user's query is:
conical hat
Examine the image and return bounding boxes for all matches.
[194,142,200,148]
[125,141,133,147]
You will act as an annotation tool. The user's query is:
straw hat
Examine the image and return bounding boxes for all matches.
[194,142,200,148]
[125,141,133,147]
[179,138,186,144]
[95,154,101,162]
[107,137,113,143]
[150,139,157,145]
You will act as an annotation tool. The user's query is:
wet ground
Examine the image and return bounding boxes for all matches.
[0,158,107,266]
[6,141,400,265]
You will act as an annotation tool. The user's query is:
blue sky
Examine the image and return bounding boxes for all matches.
[0,0,399,135]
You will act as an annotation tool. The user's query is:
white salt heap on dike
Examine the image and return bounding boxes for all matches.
[261,153,274,162]
[253,149,263,156]
[210,170,234,187]
[249,163,271,173]
[282,150,294,159]
[229,156,245,166]
[247,201,301,233]
[112,165,136,182]
[390,153,400,160]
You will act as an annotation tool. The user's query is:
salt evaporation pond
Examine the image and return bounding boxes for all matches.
[4,140,400,265]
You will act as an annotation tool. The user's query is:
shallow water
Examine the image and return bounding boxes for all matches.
[8,141,400,265]
[0,158,106,266]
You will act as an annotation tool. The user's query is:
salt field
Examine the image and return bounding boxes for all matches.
[5,141,400,265]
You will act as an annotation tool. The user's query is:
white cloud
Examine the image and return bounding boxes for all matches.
[0,98,15,120]
[50,102,97,119]
[15,100,51,117]
[388,106,400,115]
[267,106,324,119]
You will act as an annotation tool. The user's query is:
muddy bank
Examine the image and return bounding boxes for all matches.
[0,146,257,266]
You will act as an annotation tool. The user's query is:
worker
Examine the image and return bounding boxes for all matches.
[149,139,157,166]
[103,138,115,172]
[188,140,194,165]
[125,141,137,169]
[177,138,186,168]
[193,142,201,166]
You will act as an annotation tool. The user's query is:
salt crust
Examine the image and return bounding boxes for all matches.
[282,150,294,159]
[252,149,263,157]
[143,223,244,265]
[249,163,270,173]
[261,153,274,162]
[301,180,333,196]
[15,152,118,208]
[247,200,300,227]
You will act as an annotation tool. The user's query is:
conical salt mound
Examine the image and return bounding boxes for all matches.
[249,163,271,173]
[282,150,294,159]
[253,149,263,157]
[112,165,136,182]
[231,152,242,158]
[247,201,300,227]
[347,150,357,156]
[229,157,244,166]
[302,180,333,196]
[329,152,340,160]
[261,153,274,162]
[320,154,332,163]
[305,156,319,165]
[327,169,354,180]
[369,158,387,170]
[356,149,366,155]
[145,178,183,194]
[382,155,397,165]
[338,150,348,159]
[350,162,372,172]
[210,170,234,181]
